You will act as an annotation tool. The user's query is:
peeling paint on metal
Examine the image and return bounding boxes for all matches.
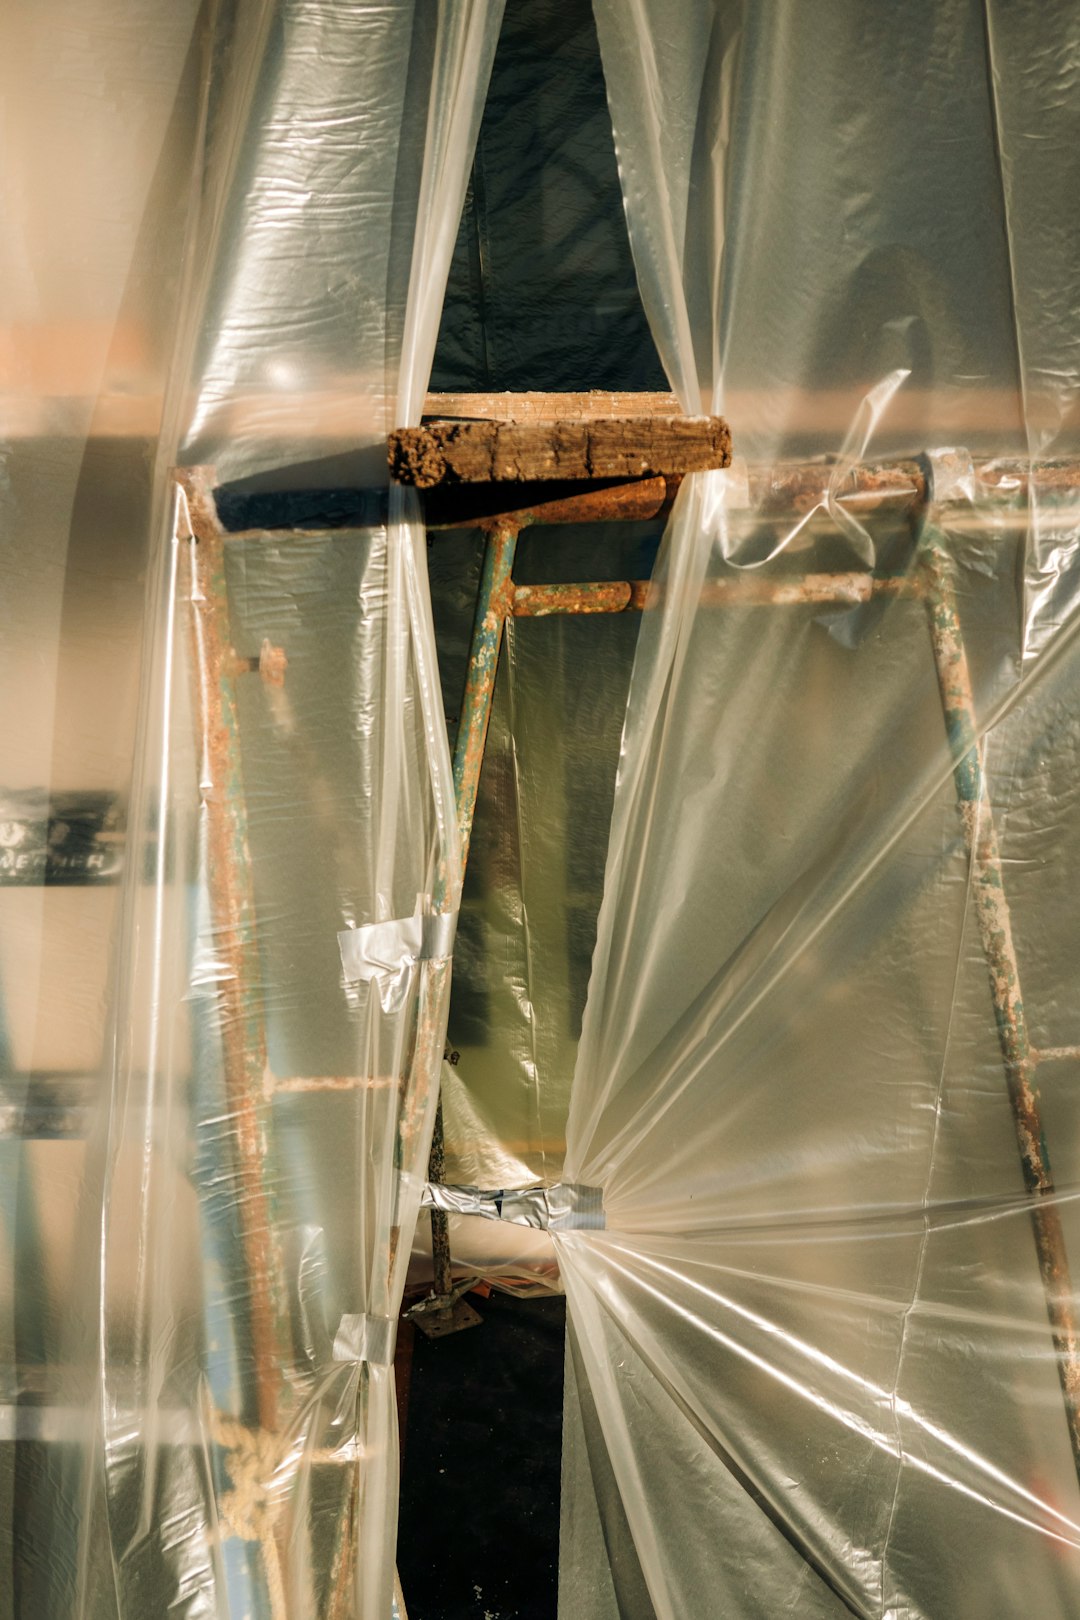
[511,574,919,617]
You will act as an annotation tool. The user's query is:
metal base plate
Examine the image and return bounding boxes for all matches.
[411,1298,483,1340]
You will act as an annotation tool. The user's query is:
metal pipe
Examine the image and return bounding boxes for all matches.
[426,1095,452,1308]
[513,581,638,617]
[425,457,1080,535]
[427,474,679,532]
[510,574,918,618]
[450,518,521,867]
[178,471,292,1439]
[425,517,521,1319]
[920,527,1080,1485]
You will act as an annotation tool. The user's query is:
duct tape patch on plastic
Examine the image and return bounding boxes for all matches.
[421,1181,605,1232]
[338,902,457,1013]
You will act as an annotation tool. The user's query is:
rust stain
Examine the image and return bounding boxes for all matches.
[270,1074,400,1094]
[510,574,919,618]
[754,459,926,519]
[223,640,288,685]
[258,639,288,687]
[513,581,634,618]
[176,469,291,1438]
[434,474,680,532]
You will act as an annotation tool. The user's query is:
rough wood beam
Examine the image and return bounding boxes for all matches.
[389,414,731,489]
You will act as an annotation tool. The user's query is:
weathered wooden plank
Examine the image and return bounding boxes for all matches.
[421,390,681,422]
[389,414,732,488]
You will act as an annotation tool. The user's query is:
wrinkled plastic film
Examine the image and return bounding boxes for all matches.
[1,9,209,1615]
[3,4,503,1617]
[557,3,1080,1616]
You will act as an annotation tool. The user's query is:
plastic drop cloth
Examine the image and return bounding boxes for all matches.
[1,3,501,1616]
[556,2,1080,1616]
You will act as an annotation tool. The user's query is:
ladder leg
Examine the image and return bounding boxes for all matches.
[178,475,293,1620]
[423,516,520,1333]
[921,526,1080,1486]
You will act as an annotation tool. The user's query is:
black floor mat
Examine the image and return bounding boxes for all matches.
[397,1292,566,1620]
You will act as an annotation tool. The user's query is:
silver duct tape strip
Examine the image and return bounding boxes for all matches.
[421,910,458,960]
[337,910,458,981]
[421,1181,605,1232]
[337,905,457,1013]
[332,1313,397,1366]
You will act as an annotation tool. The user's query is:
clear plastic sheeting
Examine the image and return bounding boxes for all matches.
[557,2,1080,1616]
[426,520,651,1197]
[2,3,501,1617]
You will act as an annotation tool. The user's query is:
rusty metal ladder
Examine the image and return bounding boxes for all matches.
[171,413,1080,1615]
[402,430,1080,1491]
